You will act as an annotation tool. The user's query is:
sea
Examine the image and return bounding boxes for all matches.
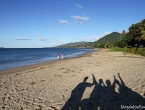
[0,48,96,70]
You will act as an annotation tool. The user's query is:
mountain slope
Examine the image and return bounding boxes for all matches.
[55,42,92,48]
[94,32,122,45]
[53,32,122,48]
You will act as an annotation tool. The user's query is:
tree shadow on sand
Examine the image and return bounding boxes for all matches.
[62,73,145,110]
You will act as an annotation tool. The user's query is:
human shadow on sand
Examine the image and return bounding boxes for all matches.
[62,73,145,110]
[61,76,94,110]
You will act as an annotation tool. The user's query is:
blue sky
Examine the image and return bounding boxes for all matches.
[0,0,145,48]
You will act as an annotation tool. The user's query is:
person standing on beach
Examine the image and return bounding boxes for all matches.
[57,53,60,59]
[62,53,64,59]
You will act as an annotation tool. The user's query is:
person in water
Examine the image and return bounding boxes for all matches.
[57,53,60,59]
[62,53,64,59]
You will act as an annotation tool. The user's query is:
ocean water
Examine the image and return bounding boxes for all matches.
[0,48,96,70]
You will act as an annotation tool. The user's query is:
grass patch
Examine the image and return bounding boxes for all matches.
[109,47,145,56]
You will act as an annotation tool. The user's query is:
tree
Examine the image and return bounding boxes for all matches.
[122,19,145,47]
[122,30,126,36]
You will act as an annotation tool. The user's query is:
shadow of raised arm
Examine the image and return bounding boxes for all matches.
[92,74,96,85]
[118,73,125,85]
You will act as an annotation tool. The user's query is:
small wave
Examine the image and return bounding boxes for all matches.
[73,52,84,55]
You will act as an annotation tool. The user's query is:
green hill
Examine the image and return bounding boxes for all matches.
[54,32,122,48]
[55,41,92,48]
[94,32,122,45]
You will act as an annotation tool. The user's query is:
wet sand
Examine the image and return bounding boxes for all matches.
[0,49,145,110]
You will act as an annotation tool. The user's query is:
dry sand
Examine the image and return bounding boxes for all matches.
[0,49,145,110]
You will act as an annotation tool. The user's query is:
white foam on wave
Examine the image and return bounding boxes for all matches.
[73,52,84,55]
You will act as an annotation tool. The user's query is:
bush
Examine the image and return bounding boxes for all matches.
[115,40,128,48]
[109,47,145,56]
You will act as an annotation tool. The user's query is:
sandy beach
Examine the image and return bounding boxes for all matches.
[0,49,145,110]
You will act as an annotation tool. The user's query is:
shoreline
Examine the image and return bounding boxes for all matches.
[0,51,95,76]
[1,49,145,109]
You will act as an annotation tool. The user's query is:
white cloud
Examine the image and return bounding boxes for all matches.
[71,15,90,21]
[75,4,82,8]
[104,32,111,35]
[0,36,9,39]
[74,35,99,42]
[48,38,57,41]
[95,37,100,41]
[16,38,31,40]
[82,13,85,16]
[75,21,83,25]
[36,36,57,41]
[59,19,69,24]
[37,38,47,41]
[87,34,102,42]
[51,38,57,41]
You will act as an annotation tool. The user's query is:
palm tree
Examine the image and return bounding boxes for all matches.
[121,30,126,40]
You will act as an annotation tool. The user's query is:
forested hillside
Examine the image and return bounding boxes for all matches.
[55,42,92,48]
[54,32,122,48]
[93,32,122,48]
[95,32,122,44]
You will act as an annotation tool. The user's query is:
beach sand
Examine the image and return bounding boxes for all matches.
[0,49,145,110]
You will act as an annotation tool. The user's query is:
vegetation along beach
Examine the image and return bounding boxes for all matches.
[0,0,145,110]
